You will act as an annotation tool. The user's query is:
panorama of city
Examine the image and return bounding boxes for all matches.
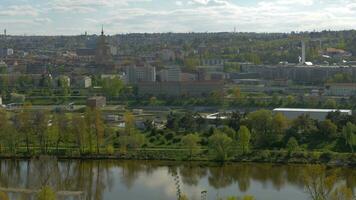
[0,0,356,200]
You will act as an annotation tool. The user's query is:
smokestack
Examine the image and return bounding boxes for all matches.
[4,29,6,37]
[301,40,306,64]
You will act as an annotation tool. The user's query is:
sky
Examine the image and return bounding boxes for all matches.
[1,0,356,35]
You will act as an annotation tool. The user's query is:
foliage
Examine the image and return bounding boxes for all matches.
[286,137,299,152]
[342,122,356,153]
[181,133,200,158]
[37,186,56,200]
[101,77,124,97]
[237,126,251,154]
[208,130,233,161]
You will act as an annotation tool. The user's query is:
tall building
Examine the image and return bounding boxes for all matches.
[95,27,112,65]
[126,65,156,84]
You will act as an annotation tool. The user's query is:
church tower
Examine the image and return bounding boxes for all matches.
[95,26,112,65]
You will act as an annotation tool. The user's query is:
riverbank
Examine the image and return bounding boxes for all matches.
[0,149,355,167]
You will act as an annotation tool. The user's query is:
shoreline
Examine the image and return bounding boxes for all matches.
[0,149,355,167]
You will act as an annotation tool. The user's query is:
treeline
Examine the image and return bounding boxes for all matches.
[153,109,356,158]
[0,105,355,159]
[0,105,143,155]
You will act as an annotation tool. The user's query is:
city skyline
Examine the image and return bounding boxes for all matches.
[1,0,356,35]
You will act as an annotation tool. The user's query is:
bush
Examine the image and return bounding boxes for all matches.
[164,132,175,141]
[106,145,115,155]
[37,186,56,200]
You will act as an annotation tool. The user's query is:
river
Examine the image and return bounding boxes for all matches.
[0,159,354,200]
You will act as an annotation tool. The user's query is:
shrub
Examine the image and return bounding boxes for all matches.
[106,145,115,155]
[37,186,56,200]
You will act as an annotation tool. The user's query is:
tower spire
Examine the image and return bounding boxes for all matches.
[101,25,104,35]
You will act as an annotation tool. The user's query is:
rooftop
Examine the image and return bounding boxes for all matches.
[273,108,352,113]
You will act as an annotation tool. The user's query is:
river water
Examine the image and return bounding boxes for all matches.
[0,159,354,200]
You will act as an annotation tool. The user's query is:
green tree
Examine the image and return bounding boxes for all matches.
[101,77,124,97]
[208,130,233,161]
[323,99,337,109]
[94,109,105,154]
[247,110,273,147]
[14,103,33,154]
[237,126,251,154]
[36,186,56,200]
[72,114,87,154]
[33,110,49,154]
[319,120,338,139]
[182,133,200,159]
[55,112,71,154]
[286,137,299,152]
[127,131,145,149]
[124,111,135,136]
[342,122,356,153]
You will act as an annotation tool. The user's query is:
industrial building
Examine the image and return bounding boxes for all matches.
[273,108,352,121]
[137,81,224,97]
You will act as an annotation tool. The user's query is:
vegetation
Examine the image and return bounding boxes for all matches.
[37,186,56,200]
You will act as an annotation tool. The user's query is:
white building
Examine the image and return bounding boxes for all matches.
[273,108,352,121]
[0,96,2,105]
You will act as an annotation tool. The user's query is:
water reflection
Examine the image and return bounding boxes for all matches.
[0,159,354,200]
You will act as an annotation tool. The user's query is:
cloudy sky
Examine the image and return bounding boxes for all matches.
[1,0,356,35]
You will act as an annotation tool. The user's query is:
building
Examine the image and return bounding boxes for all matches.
[87,96,106,108]
[241,65,356,85]
[324,48,352,58]
[72,76,92,88]
[158,66,181,82]
[326,83,356,96]
[137,81,224,97]
[0,96,2,105]
[95,28,112,65]
[273,108,352,121]
[0,48,14,58]
[126,65,156,84]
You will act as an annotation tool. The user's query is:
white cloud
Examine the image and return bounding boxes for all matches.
[3,0,356,35]
[0,5,39,16]
[49,0,152,13]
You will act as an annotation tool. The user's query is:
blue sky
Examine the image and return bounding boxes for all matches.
[0,0,356,35]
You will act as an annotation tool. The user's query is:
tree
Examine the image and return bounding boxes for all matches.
[94,109,105,154]
[32,110,49,154]
[127,131,145,149]
[54,112,71,154]
[85,108,96,153]
[36,186,56,200]
[247,110,273,147]
[0,109,18,154]
[124,111,135,136]
[342,122,356,153]
[13,103,33,154]
[319,120,338,139]
[72,114,87,154]
[101,77,124,97]
[237,126,251,154]
[230,86,241,99]
[181,133,200,159]
[208,130,233,161]
[323,99,337,109]
[270,113,289,142]
[286,137,299,152]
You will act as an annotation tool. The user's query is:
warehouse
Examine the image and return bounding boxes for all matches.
[273,108,352,121]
